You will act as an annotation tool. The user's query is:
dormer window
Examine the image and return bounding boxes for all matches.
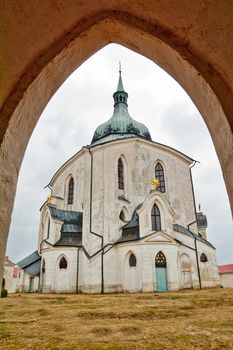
[151,204,161,231]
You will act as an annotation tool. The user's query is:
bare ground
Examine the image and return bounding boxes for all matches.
[1,288,233,350]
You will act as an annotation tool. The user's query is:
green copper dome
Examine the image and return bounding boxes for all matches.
[91,70,152,145]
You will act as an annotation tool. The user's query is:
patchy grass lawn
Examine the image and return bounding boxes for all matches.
[1,288,233,349]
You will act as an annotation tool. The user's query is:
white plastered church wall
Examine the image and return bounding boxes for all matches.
[34,70,220,294]
[37,136,220,293]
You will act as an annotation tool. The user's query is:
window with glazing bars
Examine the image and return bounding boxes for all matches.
[155,163,165,192]
[151,204,161,231]
[155,251,167,267]
[68,177,74,204]
[118,159,124,190]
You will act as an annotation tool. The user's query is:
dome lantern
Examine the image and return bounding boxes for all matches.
[91,66,152,145]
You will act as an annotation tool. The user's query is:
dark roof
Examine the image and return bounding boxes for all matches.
[49,206,82,229]
[17,250,41,269]
[17,251,41,276]
[197,212,208,228]
[118,207,141,243]
[173,224,214,248]
[117,231,140,243]
[61,223,81,233]
[122,212,139,230]
[55,232,82,247]
[173,224,193,238]
[24,259,41,276]
[48,207,83,247]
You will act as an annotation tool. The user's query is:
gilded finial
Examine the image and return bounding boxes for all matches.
[151,178,160,189]
[47,194,53,202]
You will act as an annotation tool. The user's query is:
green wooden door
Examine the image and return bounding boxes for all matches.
[29,277,34,293]
[156,267,168,292]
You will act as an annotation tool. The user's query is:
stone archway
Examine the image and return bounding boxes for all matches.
[0,2,232,284]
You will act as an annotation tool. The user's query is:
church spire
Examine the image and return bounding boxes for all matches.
[113,64,128,106]
[117,61,124,92]
[91,66,152,145]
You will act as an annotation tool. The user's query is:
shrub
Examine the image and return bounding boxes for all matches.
[1,289,8,298]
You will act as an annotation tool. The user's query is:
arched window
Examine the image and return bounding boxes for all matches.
[200,253,208,262]
[155,251,167,267]
[68,177,74,205]
[119,210,125,221]
[155,163,165,192]
[151,204,161,231]
[118,159,124,190]
[59,257,67,269]
[129,253,137,267]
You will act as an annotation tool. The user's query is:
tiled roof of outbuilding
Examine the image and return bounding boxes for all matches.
[218,264,233,274]
[17,250,41,276]
[24,259,41,276]
[17,250,41,269]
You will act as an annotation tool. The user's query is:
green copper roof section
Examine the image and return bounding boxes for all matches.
[91,70,152,145]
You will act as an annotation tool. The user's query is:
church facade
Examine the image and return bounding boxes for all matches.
[21,71,220,293]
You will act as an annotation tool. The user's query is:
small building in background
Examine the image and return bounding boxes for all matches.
[3,256,21,293]
[17,251,41,292]
[218,264,233,288]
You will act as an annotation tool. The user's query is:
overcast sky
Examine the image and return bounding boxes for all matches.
[6,44,232,265]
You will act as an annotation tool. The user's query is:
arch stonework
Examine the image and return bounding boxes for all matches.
[0,2,233,285]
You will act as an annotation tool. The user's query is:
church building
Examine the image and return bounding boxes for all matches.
[18,70,220,293]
